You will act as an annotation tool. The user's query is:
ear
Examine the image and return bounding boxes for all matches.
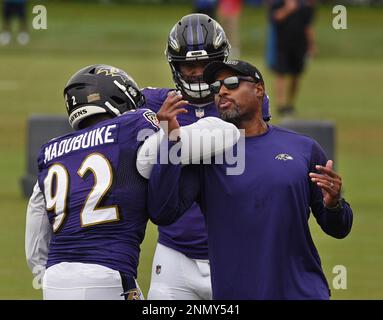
[255,83,265,98]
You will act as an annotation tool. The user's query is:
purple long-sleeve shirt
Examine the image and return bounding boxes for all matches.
[148,125,353,299]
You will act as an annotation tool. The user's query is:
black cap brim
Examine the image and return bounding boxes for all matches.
[203,61,240,84]
[203,60,264,84]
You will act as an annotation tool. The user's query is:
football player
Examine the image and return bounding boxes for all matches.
[25,64,240,300]
[142,13,271,300]
[28,64,155,299]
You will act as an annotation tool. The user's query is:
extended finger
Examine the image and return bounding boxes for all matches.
[168,108,188,118]
[309,172,337,181]
[158,101,188,119]
[311,176,336,188]
[309,172,322,179]
[314,165,339,179]
[311,178,341,197]
[168,99,189,111]
[162,93,184,108]
[313,180,339,195]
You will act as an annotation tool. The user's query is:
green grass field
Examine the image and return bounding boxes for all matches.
[0,2,382,299]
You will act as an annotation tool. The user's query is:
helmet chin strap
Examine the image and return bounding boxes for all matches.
[104,101,121,116]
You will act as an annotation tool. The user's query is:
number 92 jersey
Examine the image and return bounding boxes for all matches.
[36,109,160,277]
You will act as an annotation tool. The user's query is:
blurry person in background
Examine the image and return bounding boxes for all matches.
[218,0,243,58]
[193,0,218,19]
[266,0,316,118]
[0,0,29,45]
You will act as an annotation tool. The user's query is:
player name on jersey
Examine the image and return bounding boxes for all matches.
[43,124,117,164]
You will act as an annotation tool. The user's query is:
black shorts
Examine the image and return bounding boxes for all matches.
[3,2,27,23]
[272,45,307,75]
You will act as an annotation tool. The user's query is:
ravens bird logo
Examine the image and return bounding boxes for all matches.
[275,154,294,161]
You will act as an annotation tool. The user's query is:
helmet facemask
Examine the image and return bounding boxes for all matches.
[170,61,212,103]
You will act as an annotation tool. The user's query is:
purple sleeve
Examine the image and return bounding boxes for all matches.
[141,87,171,113]
[148,141,201,226]
[309,141,353,239]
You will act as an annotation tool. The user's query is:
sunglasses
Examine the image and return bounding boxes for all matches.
[209,76,258,94]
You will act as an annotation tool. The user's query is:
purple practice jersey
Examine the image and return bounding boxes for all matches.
[142,87,271,260]
[148,125,353,299]
[37,109,160,277]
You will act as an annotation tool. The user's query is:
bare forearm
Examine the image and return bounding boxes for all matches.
[305,25,316,55]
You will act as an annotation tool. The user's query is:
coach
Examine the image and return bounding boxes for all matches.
[148,59,353,300]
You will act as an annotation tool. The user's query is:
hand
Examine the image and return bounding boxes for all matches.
[305,26,317,58]
[285,0,298,13]
[273,0,298,22]
[157,90,188,141]
[309,160,342,208]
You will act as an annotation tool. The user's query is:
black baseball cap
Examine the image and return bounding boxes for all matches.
[203,60,264,84]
